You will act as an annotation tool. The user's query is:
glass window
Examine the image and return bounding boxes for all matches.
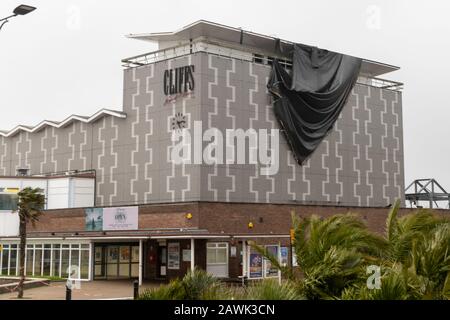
[81,244,89,249]
[119,264,129,277]
[131,246,140,263]
[70,249,80,278]
[107,247,118,263]
[0,194,18,210]
[120,246,130,263]
[207,248,216,264]
[61,249,70,278]
[26,249,33,276]
[131,263,139,278]
[264,245,279,278]
[10,249,17,276]
[207,243,228,264]
[216,248,227,264]
[80,250,90,279]
[34,248,42,276]
[95,247,102,263]
[52,248,60,277]
[1,249,9,275]
[43,249,51,276]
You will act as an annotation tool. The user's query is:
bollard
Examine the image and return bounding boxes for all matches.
[66,285,72,300]
[133,280,139,300]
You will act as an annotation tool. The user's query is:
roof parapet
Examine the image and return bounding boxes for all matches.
[0,108,126,138]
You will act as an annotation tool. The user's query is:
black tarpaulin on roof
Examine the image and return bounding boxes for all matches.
[267,44,362,165]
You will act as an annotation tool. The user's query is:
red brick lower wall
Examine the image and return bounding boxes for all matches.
[23,201,449,281]
[27,201,448,237]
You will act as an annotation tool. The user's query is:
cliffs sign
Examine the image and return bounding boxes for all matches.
[164,65,195,104]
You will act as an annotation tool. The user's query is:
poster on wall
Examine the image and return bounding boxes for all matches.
[85,206,138,231]
[249,252,263,278]
[264,246,279,277]
[280,247,289,266]
[167,242,180,270]
[103,206,138,230]
[182,249,191,262]
[85,208,103,231]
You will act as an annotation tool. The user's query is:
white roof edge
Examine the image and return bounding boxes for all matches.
[0,108,126,138]
[126,19,283,42]
[126,20,400,75]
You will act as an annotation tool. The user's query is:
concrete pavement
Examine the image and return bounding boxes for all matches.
[0,280,160,300]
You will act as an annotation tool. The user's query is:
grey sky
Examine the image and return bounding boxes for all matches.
[1,0,449,204]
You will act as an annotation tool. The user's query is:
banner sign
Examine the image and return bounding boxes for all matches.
[85,206,138,231]
[264,245,279,277]
[167,242,180,270]
[249,252,263,278]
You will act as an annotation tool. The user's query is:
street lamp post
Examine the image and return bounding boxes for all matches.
[0,4,36,31]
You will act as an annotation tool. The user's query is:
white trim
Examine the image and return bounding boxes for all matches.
[49,246,53,277]
[241,241,247,279]
[138,240,143,286]
[233,235,290,239]
[190,238,195,272]
[58,245,62,278]
[88,243,93,281]
[16,247,19,276]
[0,245,3,275]
[0,109,126,138]
[32,245,36,276]
[7,246,11,276]
[206,241,229,278]
[150,235,230,239]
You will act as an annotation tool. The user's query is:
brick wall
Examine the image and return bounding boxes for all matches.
[27,201,449,237]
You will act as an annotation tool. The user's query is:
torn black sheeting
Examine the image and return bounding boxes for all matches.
[267,44,362,165]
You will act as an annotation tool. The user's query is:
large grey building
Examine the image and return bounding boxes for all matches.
[0,20,404,208]
[0,20,407,283]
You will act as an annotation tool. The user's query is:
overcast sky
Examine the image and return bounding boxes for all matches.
[1,0,449,206]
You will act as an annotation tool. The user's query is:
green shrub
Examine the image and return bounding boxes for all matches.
[245,279,303,300]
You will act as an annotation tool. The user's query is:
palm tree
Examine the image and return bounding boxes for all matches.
[138,268,232,300]
[15,187,45,299]
[384,200,450,299]
[252,212,387,299]
[244,279,303,300]
[342,200,450,300]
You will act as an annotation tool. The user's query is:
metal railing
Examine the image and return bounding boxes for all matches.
[122,39,403,91]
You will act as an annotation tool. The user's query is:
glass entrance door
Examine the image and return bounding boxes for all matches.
[157,246,167,277]
[106,246,119,278]
[94,244,139,280]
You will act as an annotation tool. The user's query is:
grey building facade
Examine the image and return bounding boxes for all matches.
[0,21,405,208]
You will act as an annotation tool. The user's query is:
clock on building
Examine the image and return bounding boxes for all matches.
[171,112,187,130]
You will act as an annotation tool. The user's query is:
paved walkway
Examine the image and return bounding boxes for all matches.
[0,280,161,300]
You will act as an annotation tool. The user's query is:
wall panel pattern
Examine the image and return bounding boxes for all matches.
[0,53,404,207]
